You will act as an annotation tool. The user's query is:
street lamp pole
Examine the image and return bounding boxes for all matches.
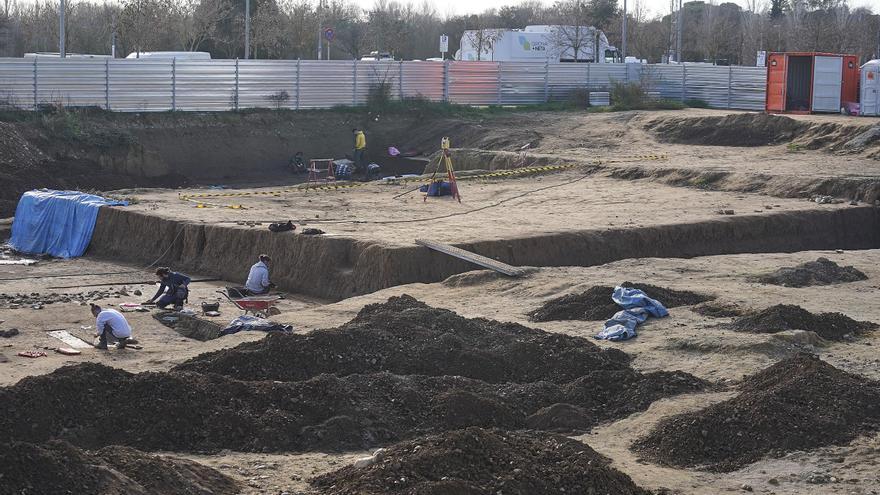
[59,0,66,58]
[244,0,250,59]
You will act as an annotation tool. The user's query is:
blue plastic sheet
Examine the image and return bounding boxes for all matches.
[9,189,126,258]
[595,286,669,341]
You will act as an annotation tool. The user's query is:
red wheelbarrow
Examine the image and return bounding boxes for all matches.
[217,290,282,318]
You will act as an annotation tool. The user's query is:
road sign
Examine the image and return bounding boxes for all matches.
[439,34,449,53]
[756,50,766,67]
[324,27,335,42]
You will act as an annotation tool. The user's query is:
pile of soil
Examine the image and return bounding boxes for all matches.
[0,439,239,495]
[529,282,713,322]
[752,257,868,287]
[691,301,746,318]
[312,427,650,495]
[176,294,633,383]
[0,361,704,453]
[633,354,880,472]
[728,304,877,341]
[646,113,810,147]
[0,289,133,309]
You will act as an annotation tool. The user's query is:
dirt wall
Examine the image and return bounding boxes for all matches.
[88,206,880,300]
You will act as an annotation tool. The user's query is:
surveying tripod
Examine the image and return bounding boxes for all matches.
[424,137,461,202]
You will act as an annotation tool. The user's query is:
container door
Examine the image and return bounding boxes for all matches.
[766,54,787,111]
[863,66,879,116]
[812,55,842,112]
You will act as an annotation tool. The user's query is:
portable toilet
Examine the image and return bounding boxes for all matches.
[861,60,880,116]
[765,52,859,113]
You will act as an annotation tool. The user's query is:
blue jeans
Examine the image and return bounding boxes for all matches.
[157,287,188,308]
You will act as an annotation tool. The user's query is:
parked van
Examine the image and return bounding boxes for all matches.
[125,51,211,60]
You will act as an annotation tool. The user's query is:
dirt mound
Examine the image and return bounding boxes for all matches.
[0,439,239,495]
[691,301,745,318]
[633,354,880,472]
[0,363,704,453]
[525,403,594,433]
[728,304,876,341]
[646,113,809,146]
[752,257,868,287]
[529,282,713,322]
[312,427,650,495]
[176,294,632,383]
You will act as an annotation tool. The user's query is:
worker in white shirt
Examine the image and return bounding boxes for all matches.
[245,254,275,295]
[90,303,133,350]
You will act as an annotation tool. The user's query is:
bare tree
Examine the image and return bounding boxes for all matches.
[550,0,594,61]
[179,0,233,52]
[463,12,501,60]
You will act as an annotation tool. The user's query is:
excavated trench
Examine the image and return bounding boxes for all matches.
[87,205,880,301]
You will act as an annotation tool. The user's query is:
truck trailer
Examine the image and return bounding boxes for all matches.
[455,25,619,63]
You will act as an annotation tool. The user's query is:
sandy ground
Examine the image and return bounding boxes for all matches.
[4,108,880,494]
[3,248,880,494]
[117,171,852,247]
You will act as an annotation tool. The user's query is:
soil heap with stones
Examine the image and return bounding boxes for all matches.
[529,282,713,322]
[0,295,705,454]
[0,439,239,495]
[0,289,134,309]
[728,304,876,341]
[312,427,650,495]
[633,353,880,472]
[752,257,867,288]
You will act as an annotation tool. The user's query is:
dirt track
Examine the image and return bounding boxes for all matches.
[3,107,880,494]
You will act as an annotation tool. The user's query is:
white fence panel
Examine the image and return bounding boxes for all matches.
[730,66,766,111]
[400,61,444,101]
[175,59,235,111]
[684,64,731,107]
[448,61,498,105]
[109,59,172,112]
[547,63,587,100]
[649,64,684,100]
[500,61,546,105]
[299,60,354,109]
[588,63,628,88]
[238,60,297,110]
[36,59,106,108]
[0,58,37,109]
[355,61,401,105]
[0,59,768,112]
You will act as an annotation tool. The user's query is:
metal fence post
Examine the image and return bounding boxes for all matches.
[443,60,449,103]
[234,58,240,111]
[543,60,549,103]
[32,57,38,110]
[680,64,686,102]
[296,59,301,110]
[496,63,502,105]
[352,59,358,106]
[104,58,110,110]
[398,60,403,101]
[171,58,177,111]
[727,65,732,109]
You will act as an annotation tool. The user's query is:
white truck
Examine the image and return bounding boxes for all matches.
[456,25,619,63]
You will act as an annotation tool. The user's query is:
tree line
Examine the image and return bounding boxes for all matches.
[0,0,877,65]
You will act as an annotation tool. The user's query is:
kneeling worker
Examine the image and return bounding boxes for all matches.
[245,254,274,295]
[145,267,191,309]
[90,303,132,350]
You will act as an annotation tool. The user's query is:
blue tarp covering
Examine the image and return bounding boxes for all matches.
[595,286,669,341]
[9,189,126,258]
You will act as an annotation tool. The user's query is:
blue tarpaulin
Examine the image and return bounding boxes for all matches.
[595,286,669,341]
[9,189,126,258]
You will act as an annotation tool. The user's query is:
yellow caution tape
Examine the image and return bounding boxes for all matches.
[177,154,668,204]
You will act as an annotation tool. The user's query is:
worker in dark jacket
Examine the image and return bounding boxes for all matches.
[145,267,191,309]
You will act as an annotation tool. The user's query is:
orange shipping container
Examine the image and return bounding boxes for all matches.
[765,52,860,113]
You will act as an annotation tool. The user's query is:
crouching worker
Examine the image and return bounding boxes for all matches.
[245,254,275,295]
[145,267,191,309]
[90,303,132,350]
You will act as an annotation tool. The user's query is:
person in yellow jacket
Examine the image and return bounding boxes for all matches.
[352,128,366,178]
